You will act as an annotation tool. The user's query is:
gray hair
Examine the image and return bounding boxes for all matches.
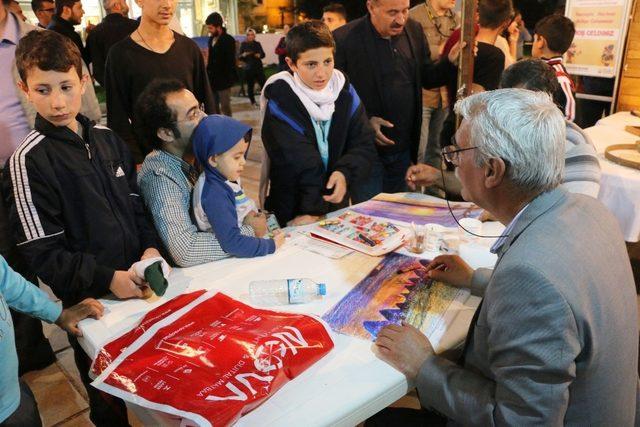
[454,88,565,194]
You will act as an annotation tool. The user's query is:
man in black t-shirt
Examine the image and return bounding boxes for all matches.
[105,0,214,163]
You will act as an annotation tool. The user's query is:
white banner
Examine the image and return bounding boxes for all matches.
[564,0,632,77]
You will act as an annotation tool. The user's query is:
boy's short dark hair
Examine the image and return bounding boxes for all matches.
[31,0,50,12]
[323,3,347,20]
[500,58,560,95]
[534,14,575,54]
[134,79,187,150]
[55,0,79,16]
[205,12,223,27]
[16,30,83,83]
[285,20,335,63]
[478,0,513,30]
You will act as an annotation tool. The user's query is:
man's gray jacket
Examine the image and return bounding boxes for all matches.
[417,188,639,425]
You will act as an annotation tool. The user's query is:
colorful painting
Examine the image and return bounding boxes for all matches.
[318,212,401,248]
[351,199,482,227]
[322,253,468,345]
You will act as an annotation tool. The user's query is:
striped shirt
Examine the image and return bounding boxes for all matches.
[563,121,601,198]
[138,150,254,267]
[544,56,575,122]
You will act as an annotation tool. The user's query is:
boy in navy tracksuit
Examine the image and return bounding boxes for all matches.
[192,115,284,258]
[261,21,376,226]
[4,30,162,426]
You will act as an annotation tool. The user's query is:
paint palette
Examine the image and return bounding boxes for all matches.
[309,212,407,256]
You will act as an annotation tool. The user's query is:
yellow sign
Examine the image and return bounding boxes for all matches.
[565,0,631,77]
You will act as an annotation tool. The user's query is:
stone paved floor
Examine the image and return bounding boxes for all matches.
[22,96,640,426]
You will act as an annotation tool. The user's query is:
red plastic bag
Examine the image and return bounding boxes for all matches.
[91,290,207,376]
[91,291,334,426]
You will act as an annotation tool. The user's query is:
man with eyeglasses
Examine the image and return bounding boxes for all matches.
[367,89,638,426]
[30,0,54,28]
[136,79,258,268]
[406,59,601,199]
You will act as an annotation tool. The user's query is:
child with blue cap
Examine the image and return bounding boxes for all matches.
[192,115,284,257]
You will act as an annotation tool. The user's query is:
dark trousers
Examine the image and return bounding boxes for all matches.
[212,88,232,116]
[365,407,447,427]
[575,98,611,129]
[351,149,411,203]
[237,68,246,96]
[245,69,266,105]
[0,380,42,427]
[68,336,130,427]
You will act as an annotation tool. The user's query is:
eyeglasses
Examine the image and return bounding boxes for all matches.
[175,104,206,123]
[442,137,478,166]
[38,7,55,13]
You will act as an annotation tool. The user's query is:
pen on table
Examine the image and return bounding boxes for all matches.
[358,233,376,247]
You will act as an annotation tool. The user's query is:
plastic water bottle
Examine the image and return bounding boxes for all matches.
[249,278,326,305]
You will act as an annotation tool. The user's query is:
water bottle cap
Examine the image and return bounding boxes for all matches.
[318,283,326,296]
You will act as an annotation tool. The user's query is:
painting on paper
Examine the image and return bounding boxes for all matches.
[351,198,482,227]
[322,253,469,346]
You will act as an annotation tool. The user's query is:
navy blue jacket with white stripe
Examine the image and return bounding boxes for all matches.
[2,114,159,306]
[261,78,377,225]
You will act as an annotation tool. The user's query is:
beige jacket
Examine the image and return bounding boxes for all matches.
[12,14,102,126]
[409,3,459,109]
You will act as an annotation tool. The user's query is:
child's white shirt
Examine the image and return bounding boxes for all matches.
[193,173,258,231]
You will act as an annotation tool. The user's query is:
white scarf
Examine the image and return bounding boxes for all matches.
[260,69,346,122]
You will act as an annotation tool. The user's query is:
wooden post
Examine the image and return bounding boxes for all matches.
[456,0,477,126]
[457,0,477,99]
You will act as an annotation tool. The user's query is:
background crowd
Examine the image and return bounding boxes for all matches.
[0,0,638,425]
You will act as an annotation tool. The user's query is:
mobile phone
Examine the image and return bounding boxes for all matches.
[265,212,280,233]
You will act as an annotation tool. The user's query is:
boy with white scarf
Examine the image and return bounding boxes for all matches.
[260,21,377,226]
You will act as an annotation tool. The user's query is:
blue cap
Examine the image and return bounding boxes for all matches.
[317,283,326,296]
[192,115,252,175]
